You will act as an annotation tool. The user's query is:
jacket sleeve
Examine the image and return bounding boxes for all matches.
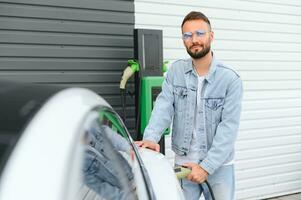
[200,77,243,174]
[143,67,175,143]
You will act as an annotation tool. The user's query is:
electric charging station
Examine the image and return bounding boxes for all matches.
[134,29,169,155]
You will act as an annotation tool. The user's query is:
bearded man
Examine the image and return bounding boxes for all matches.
[136,11,243,200]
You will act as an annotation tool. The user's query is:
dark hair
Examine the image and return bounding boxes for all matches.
[181,11,211,29]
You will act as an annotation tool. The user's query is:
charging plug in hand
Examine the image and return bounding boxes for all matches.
[174,166,192,179]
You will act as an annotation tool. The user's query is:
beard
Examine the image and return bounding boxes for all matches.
[186,44,211,59]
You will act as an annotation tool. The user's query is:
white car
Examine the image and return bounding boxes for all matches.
[0,81,185,200]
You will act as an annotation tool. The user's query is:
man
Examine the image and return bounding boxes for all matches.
[135,11,243,200]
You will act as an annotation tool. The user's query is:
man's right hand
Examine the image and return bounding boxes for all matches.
[134,140,160,152]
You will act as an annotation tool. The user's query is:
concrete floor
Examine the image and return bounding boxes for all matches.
[266,193,301,200]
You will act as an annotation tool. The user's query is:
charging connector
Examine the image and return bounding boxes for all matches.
[174,166,191,179]
[119,60,140,89]
[174,166,216,200]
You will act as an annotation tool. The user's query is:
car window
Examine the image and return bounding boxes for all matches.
[99,109,128,139]
[79,109,138,200]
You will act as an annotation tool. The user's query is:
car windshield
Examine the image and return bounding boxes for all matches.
[98,108,157,199]
[79,107,156,200]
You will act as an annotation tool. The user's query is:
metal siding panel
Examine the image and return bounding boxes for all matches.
[136,0,301,15]
[0,0,135,129]
[241,108,301,120]
[0,59,130,70]
[135,0,301,199]
[0,31,133,47]
[0,4,134,24]
[0,18,133,35]
[236,162,301,180]
[0,0,134,12]
[238,126,301,140]
[240,117,301,130]
[1,45,133,58]
[243,80,301,90]
[236,144,301,161]
[244,90,301,100]
[243,99,301,110]
[0,71,128,83]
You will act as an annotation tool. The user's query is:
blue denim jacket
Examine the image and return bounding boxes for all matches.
[143,55,243,174]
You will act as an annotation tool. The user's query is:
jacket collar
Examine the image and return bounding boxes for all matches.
[184,53,218,84]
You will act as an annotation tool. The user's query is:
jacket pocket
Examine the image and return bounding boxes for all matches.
[173,86,188,112]
[205,97,224,124]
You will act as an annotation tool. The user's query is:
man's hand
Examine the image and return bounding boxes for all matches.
[134,140,160,152]
[182,163,208,183]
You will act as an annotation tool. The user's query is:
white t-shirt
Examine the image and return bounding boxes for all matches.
[175,76,205,165]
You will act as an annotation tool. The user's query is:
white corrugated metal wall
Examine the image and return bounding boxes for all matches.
[134,0,301,199]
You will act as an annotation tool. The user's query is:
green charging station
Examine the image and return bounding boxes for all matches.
[134,29,169,154]
[140,76,169,136]
[140,76,163,132]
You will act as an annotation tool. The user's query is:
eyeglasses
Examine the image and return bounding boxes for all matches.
[182,29,208,41]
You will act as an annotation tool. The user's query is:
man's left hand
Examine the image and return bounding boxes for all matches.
[182,163,208,183]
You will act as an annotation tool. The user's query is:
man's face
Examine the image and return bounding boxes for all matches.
[182,19,214,59]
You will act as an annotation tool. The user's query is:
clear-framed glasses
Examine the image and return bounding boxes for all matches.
[182,29,208,41]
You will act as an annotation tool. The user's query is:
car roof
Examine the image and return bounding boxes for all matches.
[0,80,65,176]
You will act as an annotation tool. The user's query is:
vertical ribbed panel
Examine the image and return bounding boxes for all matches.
[0,0,135,129]
[135,0,301,199]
